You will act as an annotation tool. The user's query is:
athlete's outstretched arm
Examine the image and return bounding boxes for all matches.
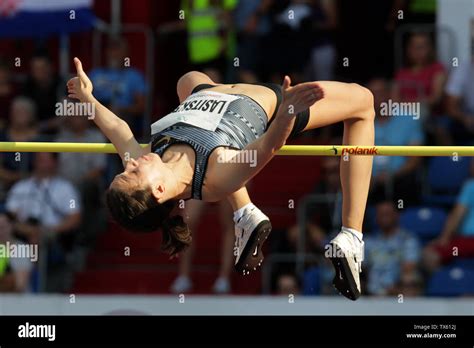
[213,76,324,196]
[67,58,150,165]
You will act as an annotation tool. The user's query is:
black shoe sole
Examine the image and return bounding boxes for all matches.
[235,220,272,275]
[328,242,361,301]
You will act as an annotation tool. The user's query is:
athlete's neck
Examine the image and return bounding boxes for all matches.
[161,149,194,201]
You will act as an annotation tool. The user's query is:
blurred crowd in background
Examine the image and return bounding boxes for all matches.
[0,0,473,297]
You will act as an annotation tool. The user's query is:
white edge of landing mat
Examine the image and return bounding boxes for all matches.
[0,295,473,315]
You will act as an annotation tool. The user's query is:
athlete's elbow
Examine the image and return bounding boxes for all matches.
[114,118,131,134]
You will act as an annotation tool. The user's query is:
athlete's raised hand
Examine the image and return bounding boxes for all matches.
[67,57,93,102]
[280,75,324,116]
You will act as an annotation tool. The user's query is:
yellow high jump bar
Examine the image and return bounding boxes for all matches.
[0,142,473,156]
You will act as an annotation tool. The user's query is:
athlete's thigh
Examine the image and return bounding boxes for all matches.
[303,81,372,131]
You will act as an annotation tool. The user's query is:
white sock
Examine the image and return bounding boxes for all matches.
[233,202,255,223]
[342,226,363,243]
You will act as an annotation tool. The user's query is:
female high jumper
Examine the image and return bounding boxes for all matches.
[68,57,374,300]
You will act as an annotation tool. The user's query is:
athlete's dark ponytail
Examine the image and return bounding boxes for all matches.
[105,188,192,257]
[161,215,192,256]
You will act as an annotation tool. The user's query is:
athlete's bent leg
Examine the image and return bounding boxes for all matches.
[226,187,272,275]
[304,81,375,231]
[303,81,375,300]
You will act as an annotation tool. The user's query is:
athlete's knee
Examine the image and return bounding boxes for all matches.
[351,83,375,121]
[177,71,213,100]
[177,71,199,92]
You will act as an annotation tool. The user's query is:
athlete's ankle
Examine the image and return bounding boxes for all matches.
[233,202,255,223]
[341,226,363,242]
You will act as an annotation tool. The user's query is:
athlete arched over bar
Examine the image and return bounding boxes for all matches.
[68,57,375,300]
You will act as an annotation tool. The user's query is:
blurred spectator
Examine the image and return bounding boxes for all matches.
[423,159,474,273]
[394,32,446,117]
[364,200,421,296]
[170,199,235,294]
[183,0,236,83]
[269,222,325,292]
[234,0,273,83]
[160,0,237,83]
[5,152,81,291]
[0,60,18,129]
[276,273,300,295]
[5,152,81,244]
[368,78,424,205]
[393,270,424,297]
[21,54,64,135]
[55,117,106,186]
[0,97,44,194]
[55,116,106,251]
[0,212,33,293]
[445,58,474,145]
[305,0,338,81]
[89,36,147,138]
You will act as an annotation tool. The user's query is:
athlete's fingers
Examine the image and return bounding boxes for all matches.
[294,92,314,105]
[74,57,89,82]
[291,87,323,110]
[66,77,76,87]
[74,57,83,74]
[290,86,323,105]
[296,97,317,111]
[286,88,317,104]
[299,81,321,88]
[290,81,321,94]
[308,87,324,101]
[282,75,291,91]
[303,93,323,107]
[67,79,77,88]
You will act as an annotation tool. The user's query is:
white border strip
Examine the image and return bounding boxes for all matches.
[0,295,472,315]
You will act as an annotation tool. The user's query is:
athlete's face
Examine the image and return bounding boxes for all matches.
[110,153,165,195]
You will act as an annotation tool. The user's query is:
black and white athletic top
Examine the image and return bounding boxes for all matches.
[150,87,269,200]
